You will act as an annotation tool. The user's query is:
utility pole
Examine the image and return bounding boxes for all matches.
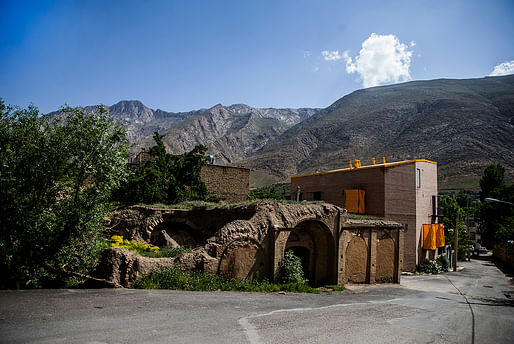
[453,210,459,272]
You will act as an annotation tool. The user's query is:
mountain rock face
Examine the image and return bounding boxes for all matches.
[49,75,514,189]
[52,101,318,163]
[241,75,514,188]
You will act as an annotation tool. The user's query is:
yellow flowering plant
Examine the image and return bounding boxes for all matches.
[109,235,160,255]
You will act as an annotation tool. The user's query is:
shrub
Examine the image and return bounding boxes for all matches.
[279,250,308,285]
[415,256,449,274]
[436,255,450,272]
[133,266,321,293]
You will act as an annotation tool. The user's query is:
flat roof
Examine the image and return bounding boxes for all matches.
[291,159,437,179]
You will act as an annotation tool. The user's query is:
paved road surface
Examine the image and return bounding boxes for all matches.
[1,256,512,343]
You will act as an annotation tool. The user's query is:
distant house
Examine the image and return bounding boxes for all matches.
[291,159,441,271]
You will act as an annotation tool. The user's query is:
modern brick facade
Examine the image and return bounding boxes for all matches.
[290,159,438,270]
[200,165,250,203]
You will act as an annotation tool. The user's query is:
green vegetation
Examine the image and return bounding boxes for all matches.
[133,266,320,293]
[109,235,190,258]
[250,183,290,200]
[0,100,128,288]
[438,195,472,256]
[279,250,308,284]
[415,256,450,274]
[114,132,209,205]
[324,285,346,291]
[476,164,513,246]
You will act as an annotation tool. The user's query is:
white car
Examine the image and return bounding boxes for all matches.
[479,247,488,255]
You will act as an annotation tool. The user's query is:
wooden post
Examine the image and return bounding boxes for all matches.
[453,211,459,272]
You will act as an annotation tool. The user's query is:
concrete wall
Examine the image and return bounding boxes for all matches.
[200,165,250,203]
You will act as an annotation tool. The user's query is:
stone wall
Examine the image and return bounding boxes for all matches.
[99,202,404,287]
[200,165,250,203]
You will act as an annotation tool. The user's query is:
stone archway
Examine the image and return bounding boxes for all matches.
[285,220,336,286]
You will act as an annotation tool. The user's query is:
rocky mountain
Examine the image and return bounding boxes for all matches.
[49,75,514,189]
[240,75,514,189]
[49,101,318,162]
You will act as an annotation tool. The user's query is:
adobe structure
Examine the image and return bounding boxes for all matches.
[290,159,439,271]
[98,202,404,287]
[128,151,250,203]
[200,164,250,203]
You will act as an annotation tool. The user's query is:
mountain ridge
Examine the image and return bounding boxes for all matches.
[47,75,514,190]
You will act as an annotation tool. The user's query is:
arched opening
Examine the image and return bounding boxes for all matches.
[151,221,206,249]
[284,220,336,286]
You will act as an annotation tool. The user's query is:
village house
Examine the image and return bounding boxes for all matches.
[290,158,442,271]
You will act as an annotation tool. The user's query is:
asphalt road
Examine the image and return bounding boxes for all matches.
[1,255,513,344]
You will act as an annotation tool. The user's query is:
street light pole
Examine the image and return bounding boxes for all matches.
[453,210,459,272]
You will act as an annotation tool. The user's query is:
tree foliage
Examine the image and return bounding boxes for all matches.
[115,132,209,205]
[0,100,128,288]
[479,163,505,201]
[477,164,513,246]
[439,195,471,255]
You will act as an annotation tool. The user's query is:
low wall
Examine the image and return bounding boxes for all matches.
[494,243,514,270]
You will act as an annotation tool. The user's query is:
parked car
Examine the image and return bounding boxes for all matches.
[479,247,488,255]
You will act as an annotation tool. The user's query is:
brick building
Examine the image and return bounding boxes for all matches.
[200,165,250,203]
[290,159,439,270]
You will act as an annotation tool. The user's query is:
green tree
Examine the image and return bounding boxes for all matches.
[117,133,209,204]
[439,195,471,256]
[479,163,505,201]
[0,101,128,288]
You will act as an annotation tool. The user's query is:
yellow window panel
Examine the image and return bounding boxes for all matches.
[345,189,359,213]
[358,189,366,214]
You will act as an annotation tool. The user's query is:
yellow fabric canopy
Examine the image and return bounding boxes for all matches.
[423,224,445,250]
[423,224,436,250]
[436,223,445,247]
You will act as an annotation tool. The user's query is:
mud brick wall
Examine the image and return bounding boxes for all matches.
[201,165,250,203]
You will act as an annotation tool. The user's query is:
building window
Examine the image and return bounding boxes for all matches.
[344,189,366,214]
[313,192,322,201]
[416,168,421,188]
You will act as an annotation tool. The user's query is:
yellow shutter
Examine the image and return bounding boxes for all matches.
[358,189,366,214]
[345,190,359,213]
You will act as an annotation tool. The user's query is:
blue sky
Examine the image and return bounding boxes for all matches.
[1,0,513,113]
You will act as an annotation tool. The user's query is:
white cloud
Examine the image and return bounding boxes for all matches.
[322,50,342,61]
[489,60,514,76]
[344,33,413,88]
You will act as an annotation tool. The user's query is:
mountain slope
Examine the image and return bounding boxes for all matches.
[240,75,514,189]
[50,101,318,163]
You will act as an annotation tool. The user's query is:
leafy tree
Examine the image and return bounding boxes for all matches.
[479,163,505,201]
[439,195,471,255]
[478,183,514,246]
[0,100,128,288]
[117,133,209,204]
